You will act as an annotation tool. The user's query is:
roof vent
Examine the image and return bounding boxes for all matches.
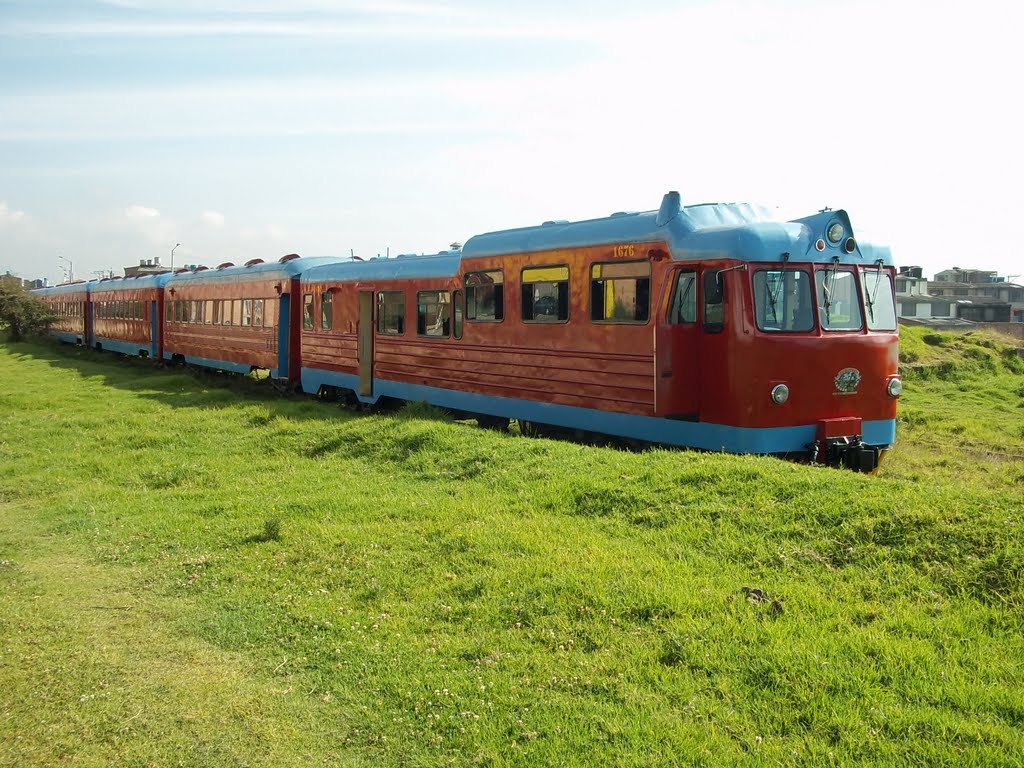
[216,262,235,270]
[541,220,569,226]
[193,266,208,271]
[656,191,681,227]
[279,254,301,263]
[244,258,264,267]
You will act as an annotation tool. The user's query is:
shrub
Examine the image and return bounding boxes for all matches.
[0,283,54,341]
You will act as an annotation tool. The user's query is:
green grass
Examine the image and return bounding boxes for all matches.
[1,326,1022,767]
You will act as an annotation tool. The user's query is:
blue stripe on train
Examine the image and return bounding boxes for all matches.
[300,367,896,454]
[93,336,149,357]
[162,351,288,379]
[51,331,82,345]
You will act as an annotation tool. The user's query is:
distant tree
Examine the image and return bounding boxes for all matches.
[0,282,55,341]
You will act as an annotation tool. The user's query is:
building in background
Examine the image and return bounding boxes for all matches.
[123,258,171,278]
[928,267,1022,323]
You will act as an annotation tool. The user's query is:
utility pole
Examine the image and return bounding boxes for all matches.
[58,253,73,282]
[171,242,181,271]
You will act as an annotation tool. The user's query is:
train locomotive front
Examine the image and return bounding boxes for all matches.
[654,198,899,471]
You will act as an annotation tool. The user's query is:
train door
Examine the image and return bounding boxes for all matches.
[655,268,700,418]
[357,290,373,397]
[276,293,291,379]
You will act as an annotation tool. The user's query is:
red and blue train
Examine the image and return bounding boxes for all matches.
[35,191,900,471]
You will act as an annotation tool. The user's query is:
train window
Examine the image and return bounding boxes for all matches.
[231,299,242,326]
[703,270,725,333]
[320,292,332,331]
[521,266,569,323]
[203,300,214,324]
[190,301,201,324]
[590,261,650,323]
[465,270,504,321]
[417,290,450,337]
[377,291,405,335]
[453,290,464,340]
[862,269,897,331]
[242,299,253,327]
[752,269,813,333]
[815,268,863,331]
[302,293,313,331]
[253,299,264,328]
[265,298,278,329]
[668,271,697,324]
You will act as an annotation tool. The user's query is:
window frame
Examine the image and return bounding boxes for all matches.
[667,270,698,325]
[464,269,505,323]
[302,293,314,331]
[520,264,570,324]
[320,291,333,331]
[751,267,813,334]
[814,267,864,333]
[376,291,405,336]
[588,260,652,325]
[416,289,451,338]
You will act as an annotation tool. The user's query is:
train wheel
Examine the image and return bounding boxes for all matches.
[477,415,510,431]
[518,420,540,438]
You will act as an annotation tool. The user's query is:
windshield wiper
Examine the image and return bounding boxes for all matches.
[766,252,789,322]
[865,259,883,323]
[823,256,840,324]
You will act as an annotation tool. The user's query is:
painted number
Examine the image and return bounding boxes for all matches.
[613,244,636,258]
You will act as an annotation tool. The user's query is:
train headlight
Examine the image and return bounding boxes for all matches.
[771,384,790,405]
[827,222,845,243]
[887,377,903,398]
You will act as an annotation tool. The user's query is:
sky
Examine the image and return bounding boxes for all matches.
[1,0,1022,285]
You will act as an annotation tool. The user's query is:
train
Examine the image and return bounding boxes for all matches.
[34,191,900,471]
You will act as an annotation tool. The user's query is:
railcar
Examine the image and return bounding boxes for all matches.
[34,281,91,346]
[162,255,341,380]
[299,191,899,470]
[89,273,171,358]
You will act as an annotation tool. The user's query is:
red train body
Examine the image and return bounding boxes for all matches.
[34,192,900,470]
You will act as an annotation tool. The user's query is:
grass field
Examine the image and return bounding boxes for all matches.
[1,327,1022,767]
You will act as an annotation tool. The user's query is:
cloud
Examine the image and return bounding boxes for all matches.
[97,0,469,15]
[0,201,26,226]
[200,210,225,227]
[125,205,160,219]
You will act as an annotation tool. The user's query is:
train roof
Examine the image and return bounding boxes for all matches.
[88,273,173,292]
[166,255,343,287]
[462,192,894,267]
[301,252,463,284]
[33,281,92,297]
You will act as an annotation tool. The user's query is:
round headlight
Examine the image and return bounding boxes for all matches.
[771,384,790,404]
[827,222,845,243]
[844,237,856,253]
[887,377,902,398]
[815,238,826,252]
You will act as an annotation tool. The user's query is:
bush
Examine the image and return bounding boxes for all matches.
[0,283,54,341]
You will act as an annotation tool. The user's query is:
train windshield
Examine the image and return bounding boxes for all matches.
[815,268,863,331]
[861,268,897,330]
[752,269,814,332]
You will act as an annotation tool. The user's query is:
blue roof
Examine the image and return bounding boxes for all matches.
[461,192,893,267]
[301,252,463,284]
[167,256,344,287]
[88,273,173,293]
[33,281,92,297]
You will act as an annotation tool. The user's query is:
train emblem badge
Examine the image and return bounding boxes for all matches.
[834,367,862,394]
